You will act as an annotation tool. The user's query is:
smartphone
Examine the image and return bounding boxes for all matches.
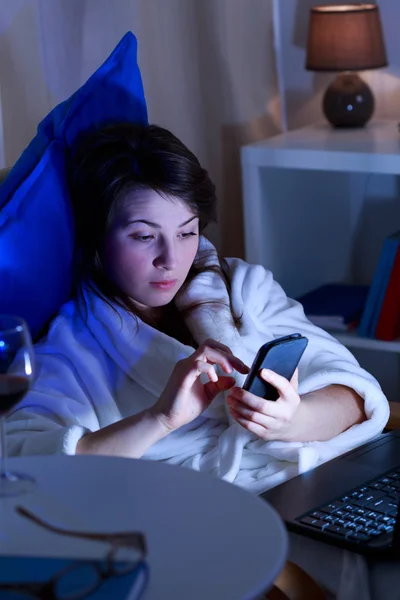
[242,333,308,400]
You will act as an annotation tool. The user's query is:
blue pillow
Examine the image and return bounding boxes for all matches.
[0,32,148,339]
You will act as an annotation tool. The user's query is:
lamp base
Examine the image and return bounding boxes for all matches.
[323,72,374,128]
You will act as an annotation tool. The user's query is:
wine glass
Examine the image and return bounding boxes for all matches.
[0,315,35,496]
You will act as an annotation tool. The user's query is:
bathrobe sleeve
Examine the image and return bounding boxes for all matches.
[227,258,390,460]
[5,316,115,457]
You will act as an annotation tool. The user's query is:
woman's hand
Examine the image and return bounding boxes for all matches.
[151,339,249,433]
[227,368,301,441]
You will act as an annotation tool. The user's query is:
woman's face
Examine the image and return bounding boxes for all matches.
[104,189,200,313]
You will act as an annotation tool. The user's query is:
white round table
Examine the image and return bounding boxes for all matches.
[0,455,287,599]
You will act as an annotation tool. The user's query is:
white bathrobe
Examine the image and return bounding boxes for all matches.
[6,238,389,494]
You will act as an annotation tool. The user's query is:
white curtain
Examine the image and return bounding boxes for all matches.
[0,0,281,256]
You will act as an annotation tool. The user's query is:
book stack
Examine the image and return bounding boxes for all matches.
[296,283,370,332]
[358,230,400,341]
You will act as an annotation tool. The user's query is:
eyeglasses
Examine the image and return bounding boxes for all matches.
[0,505,149,600]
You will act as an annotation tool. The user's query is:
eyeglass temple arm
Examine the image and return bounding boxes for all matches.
[16,505,147,554]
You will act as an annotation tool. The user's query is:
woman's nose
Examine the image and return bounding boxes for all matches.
[153,242,177,271]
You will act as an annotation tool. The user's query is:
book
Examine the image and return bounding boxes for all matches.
[296,283,370,331]
[358,231,400,338]
[374,245,400,341]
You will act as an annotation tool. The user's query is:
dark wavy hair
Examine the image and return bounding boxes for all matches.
[66,122,240,339]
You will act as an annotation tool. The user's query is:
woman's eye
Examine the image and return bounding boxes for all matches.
[131,234,154,242]
[179,232,197,239]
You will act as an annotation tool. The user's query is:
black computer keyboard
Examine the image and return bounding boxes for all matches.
[296,467,400,544]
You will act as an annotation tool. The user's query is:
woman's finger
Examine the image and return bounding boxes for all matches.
[260,369,299,403]
[201,338,234,356]
[204,376,236,402]
[180,358,219,388]
[195,344,249,375]
[291,368,299,391]
[229,408,271,438]
[228,387,281,418]
[228,400,276,428]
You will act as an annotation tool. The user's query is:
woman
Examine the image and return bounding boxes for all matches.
[6,122,389,493]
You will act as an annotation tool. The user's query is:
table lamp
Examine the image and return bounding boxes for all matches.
[306,4,387,127]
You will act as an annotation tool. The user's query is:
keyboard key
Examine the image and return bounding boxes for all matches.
[343,513,358,522]
[369,482,386,491]
[354,491,385,507]
[351,491,364,499]
[355,507,368,516]
[348,531,370,542]
[355,516,372,526]
[365,511,379,520]
[325,524,348,536]
[358,525,376,536]
[382,485,397,493]
[381,516,396,526]
[353,495,368,506]
[378,524,394,533]
[344,504,356,513]
[310,511,326,520]
[341,519,355,527]
[320,502,345,514]
[323,515,337,523]
[368,529,384,537]
[365,491,387,501]
[365,498,398,514]
[378,477,392,485]
[299,517,327,529]
[389,491,400,501]
[375,514,388,523]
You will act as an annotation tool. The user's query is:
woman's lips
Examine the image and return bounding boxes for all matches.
[149,279,177,291]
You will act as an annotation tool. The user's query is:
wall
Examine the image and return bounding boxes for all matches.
[275,0,400,400]
[3,1,400,253]
[276,0,400,129]
[0,0,280,256]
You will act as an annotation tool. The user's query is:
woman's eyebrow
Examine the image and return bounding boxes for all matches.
[124,215,198,228]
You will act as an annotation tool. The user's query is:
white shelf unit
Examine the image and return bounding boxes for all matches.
[240,120,400,398]
[329,331,400,353]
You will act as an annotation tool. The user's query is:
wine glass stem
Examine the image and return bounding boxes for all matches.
[0,415,8,478]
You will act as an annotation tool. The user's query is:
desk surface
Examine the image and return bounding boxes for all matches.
[0,455,287,600]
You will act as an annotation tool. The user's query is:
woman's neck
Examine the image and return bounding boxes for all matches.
[140,306,165,324]
[157,303,198,348]
[129,301,197,348]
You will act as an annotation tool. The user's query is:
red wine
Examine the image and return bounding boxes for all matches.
[0,375,30,416]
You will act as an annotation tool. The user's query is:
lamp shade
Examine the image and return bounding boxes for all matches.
[306,4,388,72]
